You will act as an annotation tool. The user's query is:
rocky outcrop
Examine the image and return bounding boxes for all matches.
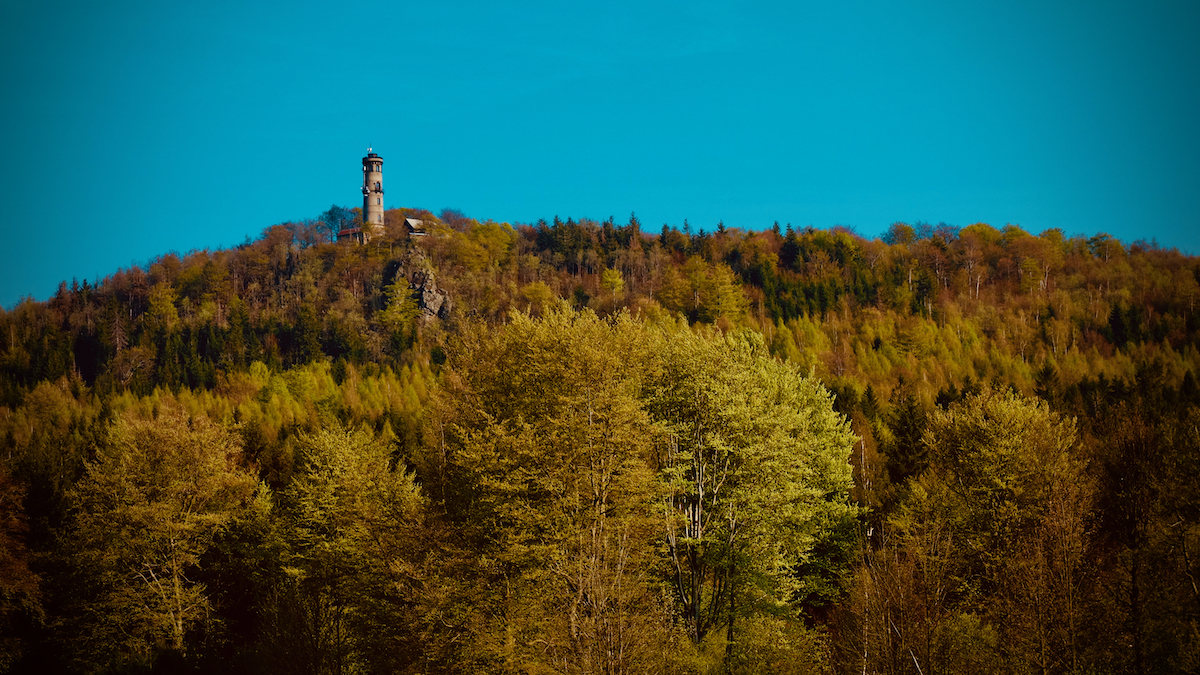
[411,268,450,322]
[391,246,451,324]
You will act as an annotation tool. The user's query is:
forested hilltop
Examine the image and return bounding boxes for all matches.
[1,206,1198,674]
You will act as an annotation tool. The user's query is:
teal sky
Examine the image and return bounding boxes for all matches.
[2,1,1197,307]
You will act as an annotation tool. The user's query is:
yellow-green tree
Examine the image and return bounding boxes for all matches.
[377,279,421,354]
[852,389,1085,674]
[69,404,258,669]
[600,267,625,308]
[267,424,425,674]
[924,390,1078,582]
[647,327,857,658]
[426,307,675,673]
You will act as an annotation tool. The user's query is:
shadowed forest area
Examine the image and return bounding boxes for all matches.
[2,207,1199,674]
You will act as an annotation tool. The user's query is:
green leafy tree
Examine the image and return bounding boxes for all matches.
[69,405,258,670]
[518,280,554,314]
[923,389,1078,584]
[268,423,426,675]
[704,262,748,325]
[377,280,421,354]
[425,308,676,673]
[855,389,1084,675]
[647,327,857,656]
[600,267,625,307]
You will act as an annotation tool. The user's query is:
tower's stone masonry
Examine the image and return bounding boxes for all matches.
[362,150,384,239]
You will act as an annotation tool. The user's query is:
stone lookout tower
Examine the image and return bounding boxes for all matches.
[361,149,384,236]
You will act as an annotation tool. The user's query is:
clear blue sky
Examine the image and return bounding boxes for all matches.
[2,0,1197,307]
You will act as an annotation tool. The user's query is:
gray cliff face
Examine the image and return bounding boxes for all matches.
[393,247,451,324]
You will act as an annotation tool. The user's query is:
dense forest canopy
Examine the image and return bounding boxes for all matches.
[1,205,1198,674]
